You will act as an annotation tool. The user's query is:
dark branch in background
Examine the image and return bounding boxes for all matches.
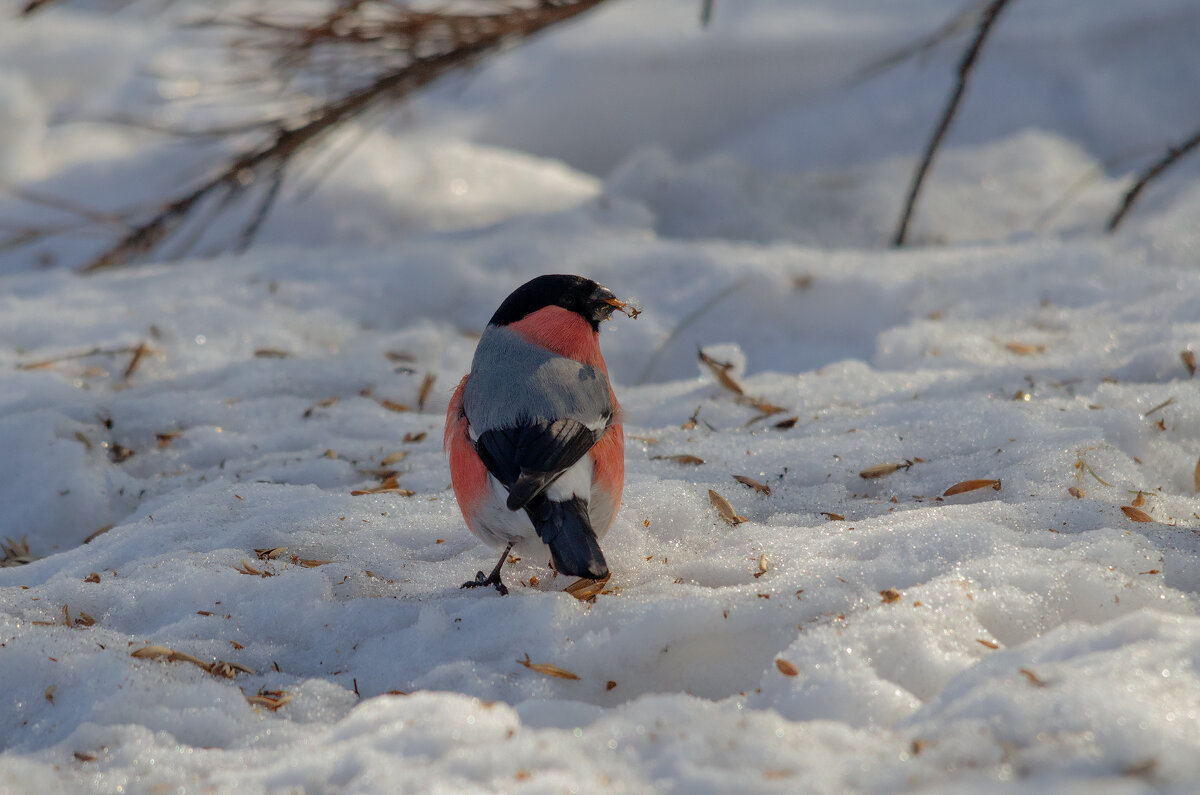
[1105,125,1200,233]
[18,1,610,273]
[699,0,715,28]
[80,1,609,273]
[20,0,60,14]
[890,0,1013,247]
[845,0,988,89]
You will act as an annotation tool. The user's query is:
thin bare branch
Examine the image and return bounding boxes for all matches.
[76,0,611,273]
[21,0,61,14]
[2,186,130,229]
[891,0,1013,247]
[1106,125,1200,233]
[846,1,987,88]
[236,167,285,252]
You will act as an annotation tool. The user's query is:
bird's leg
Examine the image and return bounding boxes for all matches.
[461,542,514,596]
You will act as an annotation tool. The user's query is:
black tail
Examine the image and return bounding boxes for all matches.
[527,496,609,579]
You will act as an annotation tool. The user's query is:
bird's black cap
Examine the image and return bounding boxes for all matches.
[488,274,619,331]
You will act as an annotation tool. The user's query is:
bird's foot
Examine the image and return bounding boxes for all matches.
[460,570,509,596]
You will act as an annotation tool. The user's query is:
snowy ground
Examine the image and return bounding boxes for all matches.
[3,1,1200,792]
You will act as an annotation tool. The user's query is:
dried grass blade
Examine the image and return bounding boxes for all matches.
[417,373,436,411]
[943,478,1001,496]
[650,454,705,466]
[516,653,580,680]
[708,490,746,525]
[564,573,610,601]
[1121,505,1154,523]
[732,475,771,495]
[859,461,907,479]
[698,349,744,395]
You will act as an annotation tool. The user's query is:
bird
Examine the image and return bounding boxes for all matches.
[444,274,635,595]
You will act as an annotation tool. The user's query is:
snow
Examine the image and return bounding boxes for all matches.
[3,0,1200,792]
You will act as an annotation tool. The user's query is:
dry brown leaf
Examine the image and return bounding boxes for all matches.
[732,475,771,495]
[380,451,408,466]
[19,359,56,371]
[293,556,332,568]
[379,399,410,413]
[1005,341,1045,356]
[1194,455,1200,493]
[1019,668,1047,687]
[356,467,397,479]
[753,554,769,578]
[772,416,799,430]
[1183,350,1197,377]
[698,349,744,395]
[821,512,845,521]
[84,572,101,584]
[708,490,747,525]
[739,396,788,417]
[155,431,181,448]
[351,475,415,496]
[109,443,134,463]
[302,396,339,418]
[1067,486,1084,499]
[976,638,999,650]
[246,689,293,711]
[130,645,240,676]
[254,348,290,359]
[416,373,436,411]
[1131,491,1145,508]
[516,653,580,680]
[606,681,617,691]
[45,685,55,704]
[651,454,705,466]
[564,573,610,601]
[404,431,427,443]
[385,351,415,363]
[775,658,800,677]
[234,559,269,576]
[205,660,256,678]
[880,588,902,604]
[859,461,911,479]
[73,752,97,763]
[943,479,1002,496]
[1121,505,1154,523]
[255,547,287,561]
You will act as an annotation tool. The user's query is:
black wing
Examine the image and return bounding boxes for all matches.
[475,418,603,511]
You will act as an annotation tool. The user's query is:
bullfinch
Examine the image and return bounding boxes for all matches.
[444,274,633,595]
